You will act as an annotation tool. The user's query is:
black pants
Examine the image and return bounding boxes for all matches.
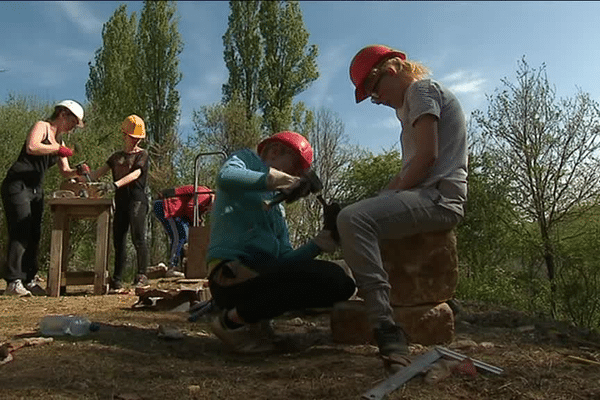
[112,200,148,282]
[1,179,43,284]
[209,258,356,324]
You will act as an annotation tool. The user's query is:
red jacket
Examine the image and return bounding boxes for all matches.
[161,185,214,221]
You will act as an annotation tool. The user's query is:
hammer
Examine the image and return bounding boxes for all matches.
[267,169,323,207]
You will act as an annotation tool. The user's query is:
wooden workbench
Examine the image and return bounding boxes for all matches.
[46,197,114,297]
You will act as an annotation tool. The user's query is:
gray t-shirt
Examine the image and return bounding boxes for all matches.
[395,79,468,216]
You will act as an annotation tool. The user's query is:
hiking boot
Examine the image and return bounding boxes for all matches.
[210,312,277,354]
[5,280,32,297]
[374,321,410,370]
[133,274,150,288]
[25,282,47,296]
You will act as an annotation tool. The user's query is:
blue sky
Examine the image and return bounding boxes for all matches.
[1,1,599,154]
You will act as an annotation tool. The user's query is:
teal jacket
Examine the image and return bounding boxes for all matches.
[207,149,321,274]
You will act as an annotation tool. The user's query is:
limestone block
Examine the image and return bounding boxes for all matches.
[392,302,455,345]
[330,300,454,346]
[380,230,458,307]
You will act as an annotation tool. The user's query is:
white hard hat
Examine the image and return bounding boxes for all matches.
[55,100,84,127]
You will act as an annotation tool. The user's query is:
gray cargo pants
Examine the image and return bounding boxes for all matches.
[337,187,462,328]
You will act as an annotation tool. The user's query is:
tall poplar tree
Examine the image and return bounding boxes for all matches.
[222,1,262,119]
[86,1,183,145]
[258,1,318,133]
[222,0,318,135]
[86,4,139,122]
[136,0,183,145]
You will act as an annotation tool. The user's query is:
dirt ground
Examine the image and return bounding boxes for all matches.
[1,276,600,400]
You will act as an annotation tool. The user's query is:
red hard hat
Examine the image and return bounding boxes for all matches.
[349,45,406,103]
[257,131,313,170]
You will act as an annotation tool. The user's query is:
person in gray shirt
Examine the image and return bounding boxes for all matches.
[341,44,468,370]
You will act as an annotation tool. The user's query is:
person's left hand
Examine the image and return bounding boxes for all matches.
[313,229,338,253]
[97,182,117,195]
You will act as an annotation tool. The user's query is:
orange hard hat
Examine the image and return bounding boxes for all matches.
[121,115,146,138]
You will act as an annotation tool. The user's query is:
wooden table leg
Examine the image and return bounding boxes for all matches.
[94,208,111,295]
[48,206,66,297]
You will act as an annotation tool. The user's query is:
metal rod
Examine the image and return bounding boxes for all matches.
[435,346,503,375]
[361,349,442,400]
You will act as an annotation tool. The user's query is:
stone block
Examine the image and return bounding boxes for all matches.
[392,302,455,345]
[330,300,454,346]
[380,230,458,307]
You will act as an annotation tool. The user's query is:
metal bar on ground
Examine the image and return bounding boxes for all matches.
[435,346,503,375]
[361,349,442,400]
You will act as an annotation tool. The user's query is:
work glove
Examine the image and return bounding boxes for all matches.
[57,146,74,157]
[322,201,341,242]
[312,229,338,254]
[76,163,91,176]
[266,167,299,191]
[282,177,313,204]
[97,182,118,195]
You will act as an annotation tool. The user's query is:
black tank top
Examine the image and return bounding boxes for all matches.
[4,124,58,188]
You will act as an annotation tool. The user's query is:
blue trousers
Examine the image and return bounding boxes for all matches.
[153,200,189,268]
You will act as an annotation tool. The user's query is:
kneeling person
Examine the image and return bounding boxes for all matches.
[207,131,356,353]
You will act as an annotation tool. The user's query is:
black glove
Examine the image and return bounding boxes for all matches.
[97,182,117,195]
[283,177,313,204]
[323,201,341,242]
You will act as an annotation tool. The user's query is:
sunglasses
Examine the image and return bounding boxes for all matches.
[366,71,386,103]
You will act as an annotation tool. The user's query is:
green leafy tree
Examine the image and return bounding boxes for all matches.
[257,1,318,133]
[222,0,318,135]
[472,57,600,317]
[222,1,262,119]
[338,148,401,206]
[86,4,139,122]
[192,94,262,156]
[136,0,183,145]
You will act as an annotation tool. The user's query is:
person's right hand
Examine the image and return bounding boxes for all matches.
[266,167,299,190]
[57,146,74,157]
[76,163,91,176]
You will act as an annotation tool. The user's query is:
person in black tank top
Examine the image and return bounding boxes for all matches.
[2,100,87,296]
[88,115,150,291]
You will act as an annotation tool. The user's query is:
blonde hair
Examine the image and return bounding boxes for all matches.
[390,58,430,79]
[363,56,431,93]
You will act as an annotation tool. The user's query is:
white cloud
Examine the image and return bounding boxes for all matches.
[448,78,487,94]
[441,70,486,94]
[55,1,102,35]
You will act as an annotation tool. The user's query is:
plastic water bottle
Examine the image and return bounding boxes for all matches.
[39,315,100,337]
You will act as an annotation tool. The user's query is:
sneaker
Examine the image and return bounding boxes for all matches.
[5,280,32,297]
[374,321,411,370]
[25,282,47,296]
[133,274,150,288]
[210,312,277,354]
[165,268,185,278]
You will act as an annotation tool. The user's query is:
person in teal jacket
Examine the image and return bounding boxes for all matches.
[207,131,356,354]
